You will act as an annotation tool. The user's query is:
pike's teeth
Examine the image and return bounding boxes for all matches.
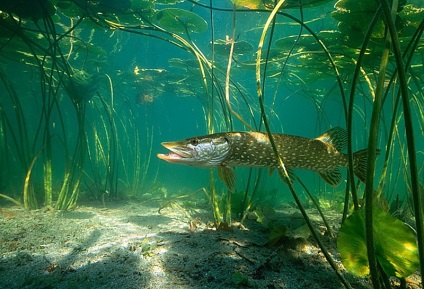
[157,152,183,161]
[168,152,183,159]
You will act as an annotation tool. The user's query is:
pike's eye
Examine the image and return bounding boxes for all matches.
[190,139,199,146]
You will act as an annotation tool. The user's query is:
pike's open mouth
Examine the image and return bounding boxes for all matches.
[157,152,184,161]
[157,142,193,162]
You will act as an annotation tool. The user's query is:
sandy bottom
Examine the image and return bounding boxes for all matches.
[0,200,420,289]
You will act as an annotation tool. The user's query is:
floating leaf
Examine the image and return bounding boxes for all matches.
[155,0,185,4]
[97,0,131,14]
[231,0,265,9]
[338,208,419,278]
[331,0,385,46]
[156,8,207,34]
[0,0,56,21]
[130,0,153,10]
[333,0,378,13]
[399,4,424,23]
[263,0,332,9]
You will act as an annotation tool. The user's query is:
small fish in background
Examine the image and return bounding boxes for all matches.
[157,127,378,190]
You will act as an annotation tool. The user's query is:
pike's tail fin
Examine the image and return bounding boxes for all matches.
[353,149,380,183]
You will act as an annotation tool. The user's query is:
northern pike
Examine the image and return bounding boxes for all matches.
[157,127,376,190]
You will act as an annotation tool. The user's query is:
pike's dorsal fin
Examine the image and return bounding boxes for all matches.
[218,166,236,191]
[318,168,342,187]
[316,127,347,151]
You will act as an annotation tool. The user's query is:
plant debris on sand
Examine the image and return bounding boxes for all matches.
[0,202,420,288]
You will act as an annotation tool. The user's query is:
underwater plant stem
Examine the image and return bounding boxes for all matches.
[55,103,87,210]
[285,172,353,288]
[240,169,262,223]
[224,5,235,111]
[208,0,215,133]
[222,5,253,131]
[43,150,53,207]
[0,193,23,207]
[23,145,44,209]
[254,2,352,288]
[255,0,291,182]
[365,1,399,287]
[66,18,74,62]
[296,177,334,237]
[105,74,114,111]
[377,0,424,281]
[225,190,232,225]
[209,170,222,227]
[346,6,382,213]
[98,93,118,198]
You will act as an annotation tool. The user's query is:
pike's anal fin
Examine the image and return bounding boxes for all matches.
[318,168,342,187]
[218,166,236,191]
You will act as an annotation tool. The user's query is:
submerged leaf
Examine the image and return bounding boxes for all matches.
[156,8,207,34]
[65,70,102,102]
[338,208,419,278]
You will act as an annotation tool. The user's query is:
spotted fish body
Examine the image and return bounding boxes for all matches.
[157,128,373,189]
[223,132,345,169]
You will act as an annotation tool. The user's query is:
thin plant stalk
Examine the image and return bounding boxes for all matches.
[364,0,403,287]
[377,0,424,281]
[346,6,382,215]
[254,1,352,288]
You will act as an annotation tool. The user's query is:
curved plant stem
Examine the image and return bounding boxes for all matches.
[296,177,335,237]
[0,193,22,207]
[254,1,352,288]
[346,6,382,215]
[377,0,424,281]
[364,0,401,287]
[23,145,45,209]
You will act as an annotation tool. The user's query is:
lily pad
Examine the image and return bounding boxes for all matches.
[338,208,419,278]
[231,0,265,9]
[0,0,56,21]
[399,4,424,23]
[233,0,332,9]
[156,8,207,34]
[155,0,185,4]
[97,0,131,14]
[332,0,387,46]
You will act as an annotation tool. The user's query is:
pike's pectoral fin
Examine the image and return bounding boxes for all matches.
[318,168,342,187]
[218,166,236,191]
